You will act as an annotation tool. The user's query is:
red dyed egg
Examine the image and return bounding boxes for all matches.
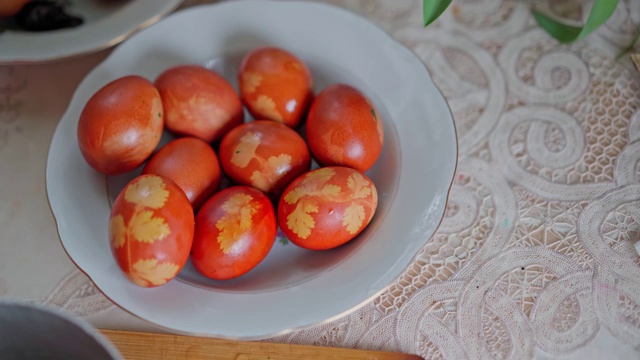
[155,65,243,142]
[77,76,163,175]
[109,175,194,287]
[192,186,277,280]
[219,120,311,196]
[278,167,378,250]
[306,84,384,172]
[143,137,221,209]
[239,47,313,127]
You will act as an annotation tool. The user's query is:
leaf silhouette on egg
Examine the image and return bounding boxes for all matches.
[129,258,180,287]
[129,210,170,244]
[369,183,378,223]
[283,187,305,205]
[124,176,169,209]
[343,203,365,234]
[284,168,342,239]
[231,131,260,168]
[253,95,283,122]
[304,167,335,185]
[215,193,256,254]
[287,202,318,239]
[250,153,292,192]
[109,215,126,249]
[347,172,372,199]
[241,71,263,94]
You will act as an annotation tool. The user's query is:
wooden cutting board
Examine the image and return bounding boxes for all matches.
[100,329,422,360]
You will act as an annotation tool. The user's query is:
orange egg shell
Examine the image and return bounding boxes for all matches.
[239,47,313,127]
[109,175,195,288]
[143,137,221,209]
[306,84,384,172]
[192,186,277,280]
[77,75,163,175]
[219,120,311,196]
[0,0,29,17]
[278,167,378,250]
[155,65,243,142]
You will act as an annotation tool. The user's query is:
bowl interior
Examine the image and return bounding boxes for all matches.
[105,50,401,292]
[47,0,456,338]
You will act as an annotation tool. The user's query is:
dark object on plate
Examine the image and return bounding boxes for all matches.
[15,0,83,31]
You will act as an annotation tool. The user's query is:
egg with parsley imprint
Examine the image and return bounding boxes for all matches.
[155,65,243,142]
[77,75,163,175]
[239,47,313,127]
[278,166,378,250]
[109,175,194,287]
[306,84,383,172]
[219,120,311,196]
[191,186,277,280]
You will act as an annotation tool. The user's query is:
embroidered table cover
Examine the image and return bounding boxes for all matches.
[1,1,640,358]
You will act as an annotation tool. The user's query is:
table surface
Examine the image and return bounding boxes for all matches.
[2,0,640,359]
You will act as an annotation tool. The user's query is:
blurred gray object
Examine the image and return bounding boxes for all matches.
[0,300,121,360]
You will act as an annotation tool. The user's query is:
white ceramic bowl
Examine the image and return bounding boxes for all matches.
[0,0,182,64]
[46,0,457,339]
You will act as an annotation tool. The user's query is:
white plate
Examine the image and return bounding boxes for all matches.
[46,0,457,339]
[0,0,182,64]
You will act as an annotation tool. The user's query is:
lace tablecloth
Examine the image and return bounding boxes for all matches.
[2,0,640,358]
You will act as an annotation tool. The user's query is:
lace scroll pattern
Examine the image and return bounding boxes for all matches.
[32,270,114,317]
[38,0,640,358]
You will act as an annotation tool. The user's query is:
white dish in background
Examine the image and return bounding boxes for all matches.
[46,0,457,339]
[0,0,182,64]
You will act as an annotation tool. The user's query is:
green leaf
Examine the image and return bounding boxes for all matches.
[423,0,452,27]
[279,237,289,246]
[532,0,619,43]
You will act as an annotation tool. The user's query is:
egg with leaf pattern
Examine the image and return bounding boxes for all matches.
[77,75,163,175]
[306,84,384,172]
[278,166,378,250]
[109,175,194,287]
[191,186,277,280]
[238,47,313,128]
[219,120,311,197]
[155,65,243,142]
